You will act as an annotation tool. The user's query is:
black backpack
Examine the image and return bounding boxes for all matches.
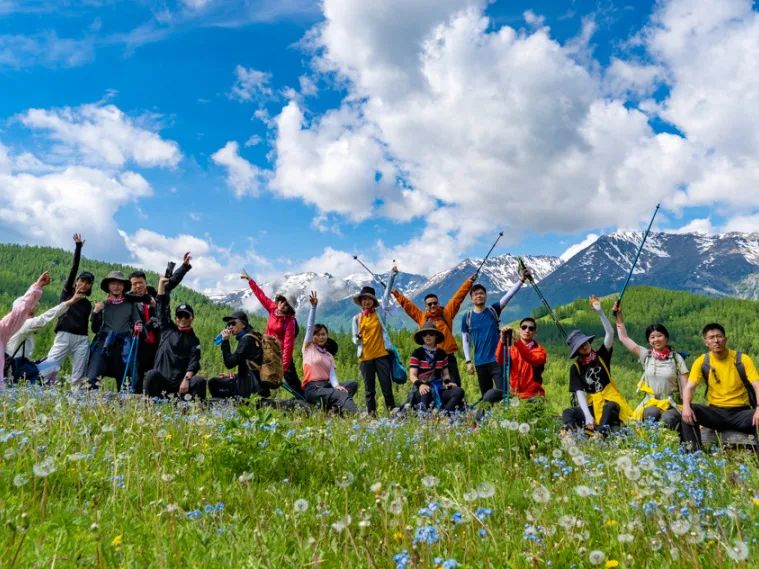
[700,351,757,408]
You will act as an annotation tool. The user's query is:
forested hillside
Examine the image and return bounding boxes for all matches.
[2,243,758,411]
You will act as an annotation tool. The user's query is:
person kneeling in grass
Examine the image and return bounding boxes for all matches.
[562,295,632,437]
[680,322,759,450]
[301,291,358,414]
[613,301,687,431]
[408,320,465,413]
[143,276,206,400]
[208,311,264,400]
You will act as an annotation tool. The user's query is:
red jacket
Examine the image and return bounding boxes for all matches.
[247,279,296,370]
[495,338,546,399]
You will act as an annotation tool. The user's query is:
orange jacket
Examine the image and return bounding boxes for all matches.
[392,277,473,355]
[496,338,547,399]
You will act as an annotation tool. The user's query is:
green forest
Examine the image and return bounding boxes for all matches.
[2,242,758,412]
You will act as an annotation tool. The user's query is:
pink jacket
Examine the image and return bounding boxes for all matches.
[1,283,43,383]
[247,279,296,370]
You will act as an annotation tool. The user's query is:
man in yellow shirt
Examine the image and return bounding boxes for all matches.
[681,323,759,449]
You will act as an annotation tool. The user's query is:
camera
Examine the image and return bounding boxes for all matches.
[165,261,176,279]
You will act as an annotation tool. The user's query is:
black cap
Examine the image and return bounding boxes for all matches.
[222,310,249,325]
[77,271,95,282]
[175,303,194,318]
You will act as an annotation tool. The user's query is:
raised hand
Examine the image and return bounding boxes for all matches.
[309,291,318,307]
[93,301,105,313]
[36,271,52,288]
[73,233,85,246]
[589,294,601,311]
[183,252,192,265]
[67,292,87,306]
[240,269,250,281]
[391,261,398,274]
[519,266,532,283]
[612,300,622,319]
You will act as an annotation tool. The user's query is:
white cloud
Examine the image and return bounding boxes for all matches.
[230,65,272,101]
[19,103,182,168]
[722,214,759,234]
[671,218,714,235]
[211,140,266,197]
[560,234,600,262]
[605,58,663,98]
[0,31,94,69]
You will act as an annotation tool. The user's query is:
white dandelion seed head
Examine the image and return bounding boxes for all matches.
[639,456,655,471]
[650,537,663,551]
[12,474,29,487]
[370,482,382,493]
[33,457,56,478]
[422,475,439,488]
[331,515,351,532]
[101,424,116,433]
[463,489,479,502]
[685,527,705,545]
[618,533,634,544]
[336,471,355,488]
[567,445,581,457]
[389,498,404,515]
[477,482,496,499]
[238,472,254,483]
[558,515,579,529]
[725,539,749,562]
[670,519,690,536]
[161,473,175,482]
[572,453,588,466]
[518,423,530,434]
[531,485,551,504]
[574,485,594,498]
[669,547,680,560]
[294,499,309,513]
[358,519,371,528]
[623,466,642,481]
[552,449,563,459]
[615,455,633,470]
[588,550,606,565]
[508,421,519,431]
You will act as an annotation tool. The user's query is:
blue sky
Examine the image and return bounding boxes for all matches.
[1,0,758,291]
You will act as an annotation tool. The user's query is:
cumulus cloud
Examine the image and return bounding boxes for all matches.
[211,141,267,197]
[19,104,182,168]
[230,65,272,101]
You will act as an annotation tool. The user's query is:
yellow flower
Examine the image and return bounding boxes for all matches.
[111,534,123,547]
[393,530,404,542]
[165,433,172,440]
[605,561,619,568]
[752,497,759,506]
[605,519,617,526]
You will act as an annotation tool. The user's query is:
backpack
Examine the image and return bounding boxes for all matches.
[700,352,757,408]
[245,332,284,388]
[465,306,500,334]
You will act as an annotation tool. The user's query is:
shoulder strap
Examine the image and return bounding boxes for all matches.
[735,352,757,407]
[488,305,499,323]
[700,352,711,399]
[466,310,472,333]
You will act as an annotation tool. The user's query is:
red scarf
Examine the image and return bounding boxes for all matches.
[651,347,671,361]
[361,307,375,317]
[107,295,124,305]
[177,325,194,333]
[578,350,597,366]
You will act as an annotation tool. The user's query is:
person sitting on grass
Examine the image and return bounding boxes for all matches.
[680,323,759,450]
[613,301,687,431]
[86,271,143,391]
[1,272,49,389]
[301,291,358,414]
[207,310,264,400]
[143,276,206,400]
[408,320,465,413]
[561,295,632,437]
[481,318,547,405]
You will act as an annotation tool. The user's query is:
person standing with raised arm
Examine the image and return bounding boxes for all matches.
[561,295,632,437]
[1,272,49,389]
[302,291,358,414]
[392,270,475,386]
[240,269,300,395]
[462,266,531,396]
[613,301,687,430]
[46,234,94,388]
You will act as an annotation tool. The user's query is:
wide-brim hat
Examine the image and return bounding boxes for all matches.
[353,286,379,308]
[414,320,445,345]
[566,329,595,358]
[223,310,249,325]
[100,271,131,294]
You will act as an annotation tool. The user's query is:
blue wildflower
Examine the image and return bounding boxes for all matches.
[414,525,440,545]
[393,550,411,569]
[475,507,492,521]
[186,509,202,520]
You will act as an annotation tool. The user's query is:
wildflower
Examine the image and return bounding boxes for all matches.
[479,528,487,538]
[294,499,309,513]
[518,423,530,434]
[370,482,382,493]
[393,530,404,542]
[477,481,496,498]
[111,534,123,547]
[434,558,459,569]
[623,466,642,481]
[724,539,749,562]
[605,561,619,568]
[331,515,351,532]
[336,471,355,488]
[358,519,371,529]
[101,424,116,433]
[12,474,29,487]
[588,550,605,565]
[615,455,632,470]
[451,512,463,524]
[414,525,440,545]
[393,550,411,569]
[574,485,594,498]
[463,489,478,502]
[649,537,663,551]
[604,519,617,527]
[617,533,634,544]
[670,519,690,536]
[752,496,759,507]
[572,453,587,466]
[475,507,492,521]
[531,485,551,504]
[186,510,202,520]
[421,475,439,488]
[558,515,578,529]
[389,498,404,515]
[33,457,56,477]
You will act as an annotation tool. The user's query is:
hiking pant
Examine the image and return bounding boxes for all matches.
[642,406,681,432]
[133,341,158,394]
[482,389,544,405]
[144,370,207,400]
[681,404,757,449]
[207,374,267,399]
[562,401,621,431]
[86,334,131,391]
[447,353,462,387]
[284,361,303,396]
[475,362,503,396]
[46,331,90,386]
[304,380,359,414]
[412,385,465,412]
[360,354,395,414]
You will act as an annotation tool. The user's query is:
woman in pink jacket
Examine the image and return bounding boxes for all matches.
[1,272,50,388]
[241,270,301,395]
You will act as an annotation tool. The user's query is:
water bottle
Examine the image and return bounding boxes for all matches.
[213,333,224,345]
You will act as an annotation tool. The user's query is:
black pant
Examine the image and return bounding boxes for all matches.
[207,374,268,399]
[87,334,129,390]
[144,370,206,400]
[284,361,303,396]
[642,406,681,432]
[410,384,465,413]
[562,401,621,431]
[447,353,462,387]
[304,380,359,414]
[681,404,757,449]
[360,354,395,413]
[475,362,503,396]
[132,341,158,394]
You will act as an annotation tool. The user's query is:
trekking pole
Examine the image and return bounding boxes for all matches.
[352,255,387,289]
[474,232,504,276]
[503,330,512,408]
[120,335,137,393]
[518,257,568,340]
[617,203,661,305]
[129,336,140,394]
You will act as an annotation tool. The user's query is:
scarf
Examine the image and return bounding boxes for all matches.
[177,325,194,333]
[578,350,597,366]
[107,295,125,305]
[361,307,376,317]
[651,347,672,361]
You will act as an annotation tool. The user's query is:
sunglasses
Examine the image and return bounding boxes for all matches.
[226,320,239,327]
[422,331,437,337]
[520,324,536,331]
[426,301,439,307]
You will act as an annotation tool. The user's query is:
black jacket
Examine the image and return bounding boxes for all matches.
[126,263,192,343]
[55,242,92,336]
[221,328,263,398]
[151,293,201,383]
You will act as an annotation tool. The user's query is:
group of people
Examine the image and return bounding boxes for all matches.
[1,235,758,451]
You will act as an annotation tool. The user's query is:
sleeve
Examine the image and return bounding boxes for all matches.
[576,391,594,424]
[303,305,316,350]
[0,284,43,343]
[444,277,474,322]
[688,354,705,385]
[187,343,201,374]
[436,349,449,369]
[19,302,70,334]
[61,242,82,300]
[282,318,296,368]
[462,332,472,362]
[409,348,422,369]
[380,270,398,310]
[156,293,170,331]
[594,304,614,349]
[166,262,192,293]
[247,278,276,314]
[392,290,424,325]
[617,322,642,355]
[131,302,143,327]
[351,314,360,346]
[497,280,523,310]
[329,364,339,389]
[513,340,547,365]
[222,336,259,369]
[91,309,103,334]
[495,338,505,365]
